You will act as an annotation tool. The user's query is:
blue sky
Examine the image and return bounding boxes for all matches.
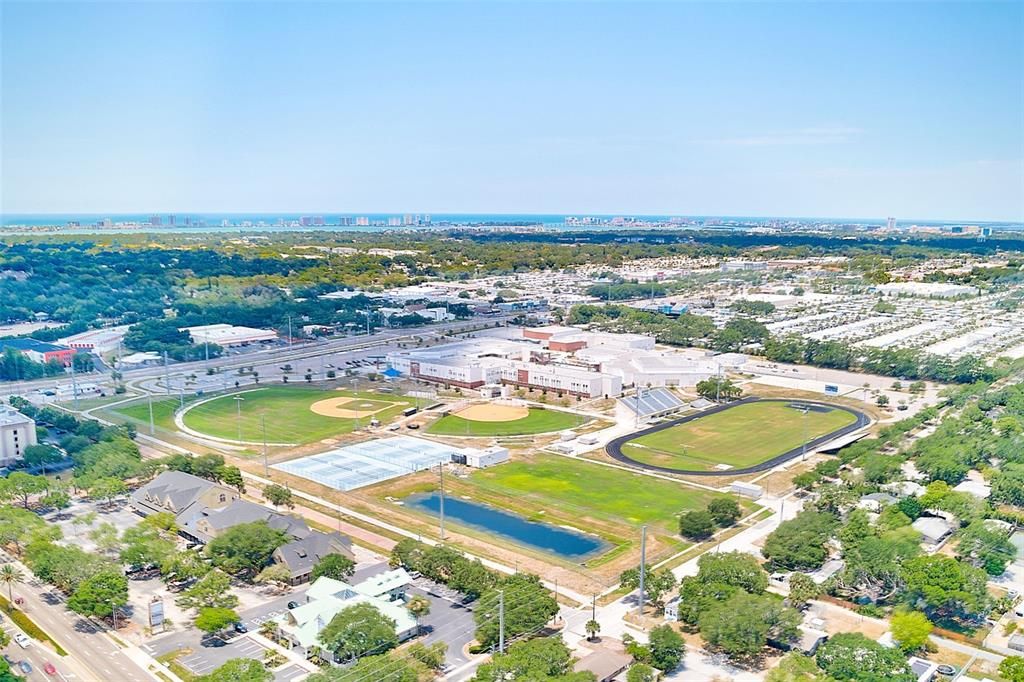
[2,1,1022,221]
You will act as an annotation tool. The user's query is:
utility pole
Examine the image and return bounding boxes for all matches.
[438,461,446,542]
[163,350,171,396]
[498,590,505,654]
[147,392,155,435]
[178,379,184,409]
[287,315,293,348]
[261,413,269,476]
[233,395,245,441]
[70,357,79,410]
[638,525,647,616]
[592,594,597,623]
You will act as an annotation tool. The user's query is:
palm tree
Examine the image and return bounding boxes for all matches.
[585,619,601,642]
[0,565,24,605]
[407,594,431,620]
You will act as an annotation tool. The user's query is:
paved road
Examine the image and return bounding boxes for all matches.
[13,577,153,682]
[0,612,80,681]
[0,318,510,400]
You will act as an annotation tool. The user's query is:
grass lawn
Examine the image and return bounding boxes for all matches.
[464,453,748,532]
[622,401,857,472]
[179,386,414,444]
[427,407,585,436]
[110,396,187,433]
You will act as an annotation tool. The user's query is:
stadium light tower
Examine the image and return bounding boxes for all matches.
[233,395,245,441]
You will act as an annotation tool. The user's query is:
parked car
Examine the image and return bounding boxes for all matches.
[406,423,420,430]
[44,662,57,675]
[18,661,32,674]
[287,601,300,610]
[233,622,248,633]
[14,633,30,648]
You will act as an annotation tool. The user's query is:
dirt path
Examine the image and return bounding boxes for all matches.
[246,485,397,552]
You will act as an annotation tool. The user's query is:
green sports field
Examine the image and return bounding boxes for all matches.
[178,386,414,444]
[621,401,857,472]
[426,407,584,436]
[111,396,184,433]
[464,453,749,532]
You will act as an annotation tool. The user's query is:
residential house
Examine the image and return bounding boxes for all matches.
[857,492,898,513]
[912,516,954,548]
[573,649,632,682]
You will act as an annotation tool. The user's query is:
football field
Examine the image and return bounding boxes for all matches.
[618,400,860,472]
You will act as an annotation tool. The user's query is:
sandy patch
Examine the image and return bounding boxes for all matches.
[309,397,397,419]
[455,404,529,422]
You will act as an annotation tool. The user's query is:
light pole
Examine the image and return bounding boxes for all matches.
[233,395,245,442]
[261,413,269,476]
[801,407,809,461]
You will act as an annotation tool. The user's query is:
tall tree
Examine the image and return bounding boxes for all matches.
[318,602,398,662]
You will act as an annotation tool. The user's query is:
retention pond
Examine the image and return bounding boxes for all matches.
[405,492,607,561]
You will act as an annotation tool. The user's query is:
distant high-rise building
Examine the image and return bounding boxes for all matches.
[339,216,353,226]
[184,216,192,226]
[388,217,402,227]
[423,215,431,225]
[313,216,325,226]
[355,216,369,226]
[149,215,162,226]
[886,217,897,230]
[168,214,176,226]
[403,214,413,226]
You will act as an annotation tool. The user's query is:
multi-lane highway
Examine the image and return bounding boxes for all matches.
[0,557,153,682]
[0,317,510,400]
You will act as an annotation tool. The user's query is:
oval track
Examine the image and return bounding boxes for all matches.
[605,397,870,476]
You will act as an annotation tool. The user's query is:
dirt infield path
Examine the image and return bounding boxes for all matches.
[455,403,529,421]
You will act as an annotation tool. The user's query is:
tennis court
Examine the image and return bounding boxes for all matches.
[272,436,463,491]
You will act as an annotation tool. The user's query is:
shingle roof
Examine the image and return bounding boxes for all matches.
[130,470,221,520]
[274,532,353,577]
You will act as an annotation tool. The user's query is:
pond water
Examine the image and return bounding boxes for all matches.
[405,492,607,561]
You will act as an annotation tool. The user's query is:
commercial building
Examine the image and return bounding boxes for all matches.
[131,471,352,580]
[874,282,979,298]
[274,573,418,661]
[0,407,36,467]
[58,327,127,355]
[720,260,768,272]
[180,323,278,347]
[0,339,76,366]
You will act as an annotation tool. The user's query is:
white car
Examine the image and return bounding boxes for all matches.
[14,633,30,648]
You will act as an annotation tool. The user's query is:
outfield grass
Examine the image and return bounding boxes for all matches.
[464,453,747,532]
[179,386,414,444]
[621,401,857,472]
[427,407,585,436]
[112,396,187,433]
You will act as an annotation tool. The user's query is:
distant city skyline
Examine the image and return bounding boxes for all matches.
[2,2,1022,221]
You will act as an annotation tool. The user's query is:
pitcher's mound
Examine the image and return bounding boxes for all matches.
[455,404,529,422]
